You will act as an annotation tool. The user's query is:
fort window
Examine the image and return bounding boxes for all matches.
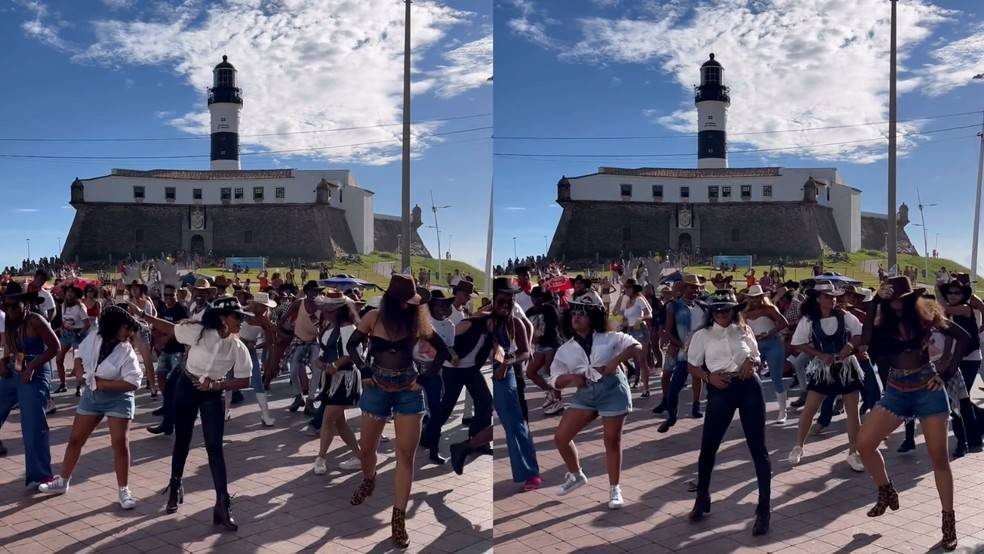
[740,185,751,200]
[234,187,244,200]
[722,186,731,198]
[681,186,690,199]
[135,229,145,244]
[165,187,176,201]
[276,187,285,199]
[652,185,663,199]
[253,187,264,201]
[708,186,719,200]
[732,228,740,242]
[220,188,231,201]
[193,188,202,201]
[244,230,253,244]
[620,184,632,199]
[133,186,145,200]
[763,185,773,198]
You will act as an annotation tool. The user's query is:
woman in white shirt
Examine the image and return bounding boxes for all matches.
[686,290,770,536]
[139,297,252,532]
[37,306,143,509]
[617,283,653,397]
[550,291,642,510]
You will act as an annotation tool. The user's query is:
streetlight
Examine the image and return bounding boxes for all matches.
[543,235,548,255]
[916,187,936,279]
[26,238,31,260]
[429,190,452,284]
[887,0,899,272]
[447,234,453,260]
[970,73,984,284]
[512,236,518,261]
[399,0,412,274]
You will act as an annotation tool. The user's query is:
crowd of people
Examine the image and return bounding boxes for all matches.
[4,254,983,551]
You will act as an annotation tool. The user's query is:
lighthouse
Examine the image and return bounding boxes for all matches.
[208,55,243,170]
[695,53,730,169]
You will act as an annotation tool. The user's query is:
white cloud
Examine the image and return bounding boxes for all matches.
[15,0,74,52]
[503,206,526,211]
[426,34,492,98]
[100,0,132,9]
[15,208,40,213]
[920,24,984,96]
[531,0,956,164]
[507,0,555,49]
[70,0,485,165]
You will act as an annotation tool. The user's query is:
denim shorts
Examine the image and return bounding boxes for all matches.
[568,372,632,417]
[371,365,418,389]
[60,330,85,348]
[626,327,649,343]
[77,387,135,419]
[535,344,557,354]
[156,352,184,377]
[879,367,950,420]
[359,384,424,419]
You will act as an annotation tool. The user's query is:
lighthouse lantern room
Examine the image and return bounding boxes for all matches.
[208,55,243,170]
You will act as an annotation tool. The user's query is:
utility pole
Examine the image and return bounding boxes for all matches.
[972,111,984,284]
[887,0,899,272]
[400,0,412,274]
[26,238,31,261]
[916,188,936,280]
[430,190,451,285]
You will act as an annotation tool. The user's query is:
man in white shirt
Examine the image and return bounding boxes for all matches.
[30,270,55,320]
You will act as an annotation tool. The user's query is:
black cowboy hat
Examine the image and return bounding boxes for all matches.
[938,279,973,303]
[128,280,149,294]
[428,289,453,305]
[882,276,925,302]
[1,281,40,305]
[452,280,477,297]
[568,290,606,311]
[209,297,252,317]
[100,305,143,332]
[706,289,746,312]
[493,277,521,295]
[384,274,423,305]
[302,280,321,293]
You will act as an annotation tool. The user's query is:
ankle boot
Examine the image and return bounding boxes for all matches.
[688,493,710,522]
[350,475,376,505]
[938,510,957,551]
[160,477,183,514]
[866,482,899,517]
[790,391,807,408]
[449,440,471,475]
[391,506,410,548]
[213,493,238,531]
[752,509,770,536]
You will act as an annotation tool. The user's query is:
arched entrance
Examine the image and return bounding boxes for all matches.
[678,233,693,254]
[190,234,205,255]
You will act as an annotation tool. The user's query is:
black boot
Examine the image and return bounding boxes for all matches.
[213,493,238,531]
[0,440,6,457]
[428,448,447,465]
[288,395,304,412]
[790,392,807,409]
[161,478,183,514]
[449,441,470,475]
[688,494,710,522]
[692,401,703,419]
[752,510,770,536]
[657,416,676,433]
[230,390,245,405]
[151,406,165,416]
[651,400,665,414]
[147,424,172,436]
[897,421,916,453]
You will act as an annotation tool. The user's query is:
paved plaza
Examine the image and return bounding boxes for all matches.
[0,374,492,554]
[493,382,984,553]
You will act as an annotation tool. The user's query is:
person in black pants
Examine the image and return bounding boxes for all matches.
[137,297,252,532]
[686,290,771,536]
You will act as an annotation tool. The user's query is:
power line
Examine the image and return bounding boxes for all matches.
[494,124,980,159]
[0,113,491,143]
[0,126,491,160]
[494,110,984,140]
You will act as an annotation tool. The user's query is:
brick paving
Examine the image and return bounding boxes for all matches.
[0,373,492,554]
[493,381,984,553]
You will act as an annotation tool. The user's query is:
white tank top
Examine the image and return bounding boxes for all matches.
[747,316,775,337]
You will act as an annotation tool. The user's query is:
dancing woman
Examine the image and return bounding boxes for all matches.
[742,285,789,424]
[550,291,642,509]
[346,274,450,548]
[856,276,970,551]
[38,307,143,509]
[617,283,653,396]
[138,297,253,531]
[687,290,771,536]
[787,283,865,472]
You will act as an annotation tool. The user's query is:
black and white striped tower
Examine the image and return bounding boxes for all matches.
[695,53,730,169]
[208,55,243,170]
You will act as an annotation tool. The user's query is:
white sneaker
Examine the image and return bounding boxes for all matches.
[846,451,865,472]
[38,476,69,495]
[809,422,825,436]
[313,457,328,475]
[608,485,624,509]
[774,411,787,425]
[541,396,555,409]
[557,471,588,496]
[543,399,565,416]
[788,446,803,465]
[225,410,232,421]
[339,457,362,471]
[118,487,136,510]
[260,414,276,427]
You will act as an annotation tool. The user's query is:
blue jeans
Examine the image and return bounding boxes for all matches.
[418,370,444,421]
[289,342,320,397]
[664,358,691,419]
[0,365,53,485]
[493,368,539,483]
[758,336,785,393]
[817,395,836,427]
[156,351,183,377]
[249,348,265,393]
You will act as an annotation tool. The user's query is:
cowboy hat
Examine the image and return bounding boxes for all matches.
[209,297,252,317]
[212,275,230,289]
[938,279,973,303]
[810,282,845,297]
[492,277,522,295]
[384,274,422,305]
[0,281,40,304]
[881,276,925,301]
[707,289,745,312]
[452,280,477,297]
[302,280,320,293]
[428,289,454,305]
[568,290,606,310]
[681,274,706,287]
[249,291,277,308]
[193,278,217,292]
[745,284,766,297]
[128,280,149,294]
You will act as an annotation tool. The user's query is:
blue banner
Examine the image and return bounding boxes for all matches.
[225,256,266,269]
[713,255,753,268]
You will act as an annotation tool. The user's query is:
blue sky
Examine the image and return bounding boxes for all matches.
[494,0,984,270]
[0,0,491,269]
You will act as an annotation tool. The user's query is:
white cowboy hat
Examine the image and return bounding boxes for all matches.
[249,291,277,308]
[745,284,766,297]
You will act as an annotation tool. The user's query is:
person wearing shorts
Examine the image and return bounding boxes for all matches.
[550,291,642,510]
[38,306,143,510]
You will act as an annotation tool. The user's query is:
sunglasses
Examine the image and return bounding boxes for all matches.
[494,297,514,307]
